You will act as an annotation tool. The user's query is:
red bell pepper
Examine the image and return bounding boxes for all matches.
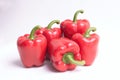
[35,20,61,43]
[17,26,47,67]
[72,27,99,66]
[60,10,90,39]
[48,38,85,72]
[43,20,61,43]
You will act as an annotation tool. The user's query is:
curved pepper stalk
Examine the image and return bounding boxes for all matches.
[29,25,40,40]
[47,20,60,29]
[73,9,84,23]
[84,27,96,38]
[63,52,85,66]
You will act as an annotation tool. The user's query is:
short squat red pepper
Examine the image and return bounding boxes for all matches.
[43,20,62,43]
[72,27,99,66]
[48,38,85,72]
[35,20,61,43]
[60,10,90,39]
[17,26,47,67]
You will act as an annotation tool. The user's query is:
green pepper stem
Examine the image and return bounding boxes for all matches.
[29,25,40,40]
[47,20,60,29]
[84,27,96,38]
[73,10,84,23]
[62,52,85,66]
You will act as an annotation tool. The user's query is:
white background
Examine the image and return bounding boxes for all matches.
[0,0,120,80]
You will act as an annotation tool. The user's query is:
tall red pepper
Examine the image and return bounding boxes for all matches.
[72,27,99,66]
[43,20,61,43]
[17,26,47,67]
[48,38,85,72]
[60,10,90,39]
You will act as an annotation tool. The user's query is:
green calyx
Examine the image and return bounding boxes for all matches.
[62,52,85,66]
[29,25,40,40]
[84,27,96,38]
[73,9,84,23]
[47,20,60,29]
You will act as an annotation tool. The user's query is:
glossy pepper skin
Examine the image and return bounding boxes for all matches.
[43,20,62,43]
[35,26,46,35]
[17,26,47,67]
[35,20,61,44]
[60,10,90,39]
[48,38,85,72]
[72,27,99,66]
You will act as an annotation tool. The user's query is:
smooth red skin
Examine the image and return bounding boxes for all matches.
[60,19,90,39]
[35,27,62,43]
[48,38,81,72]
[72,33,99,66]
[43,28,62,44]
[17,34,47,67]
[35,28,46,35]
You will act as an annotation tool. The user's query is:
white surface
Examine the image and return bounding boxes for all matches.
[0,0,120,80]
